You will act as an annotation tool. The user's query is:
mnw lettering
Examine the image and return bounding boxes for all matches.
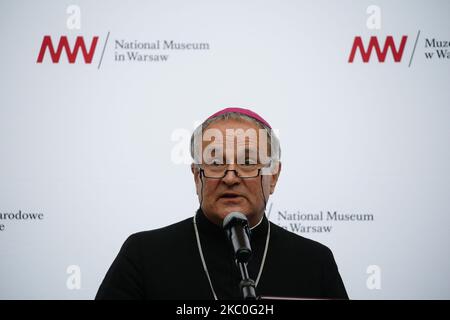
[37,35,99,64]
[348,36,408,63]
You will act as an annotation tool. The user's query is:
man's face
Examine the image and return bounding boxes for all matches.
[191,118,281,227]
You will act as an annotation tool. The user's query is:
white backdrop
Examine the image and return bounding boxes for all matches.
[0,0,449,299]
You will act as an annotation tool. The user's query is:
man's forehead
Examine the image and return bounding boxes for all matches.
[201,136,259,149]
[201,128,261,145]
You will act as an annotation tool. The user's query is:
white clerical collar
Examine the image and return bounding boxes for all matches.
[250,215,265,230]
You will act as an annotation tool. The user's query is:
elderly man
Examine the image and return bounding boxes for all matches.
[96,107,348,300]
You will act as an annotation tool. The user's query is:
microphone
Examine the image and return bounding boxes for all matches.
[222,212,252,263]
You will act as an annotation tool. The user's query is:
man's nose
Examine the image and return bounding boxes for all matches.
[221,165,241,185]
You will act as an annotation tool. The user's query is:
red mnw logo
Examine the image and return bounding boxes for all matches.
[348,36,408,63]
[37,35,99,64]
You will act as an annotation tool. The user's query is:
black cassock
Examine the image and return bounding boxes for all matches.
[96,209,348,300]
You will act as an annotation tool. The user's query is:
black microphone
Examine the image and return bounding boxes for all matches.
[222,212,252,263]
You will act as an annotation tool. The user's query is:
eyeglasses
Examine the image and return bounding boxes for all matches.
[198,162,271,179]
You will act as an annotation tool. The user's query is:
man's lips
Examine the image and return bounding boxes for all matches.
[218,192,245,200]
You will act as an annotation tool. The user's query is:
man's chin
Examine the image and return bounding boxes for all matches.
[217,206,248,220]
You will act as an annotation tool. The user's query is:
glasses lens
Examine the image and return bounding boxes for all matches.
[202,164,261,178]
[203,164,227,178]
[236,164,259,177]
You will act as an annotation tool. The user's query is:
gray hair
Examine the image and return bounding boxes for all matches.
[190,112,281,164]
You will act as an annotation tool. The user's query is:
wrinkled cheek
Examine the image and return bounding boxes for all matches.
[203,180,221,198]
[247,181,266,205]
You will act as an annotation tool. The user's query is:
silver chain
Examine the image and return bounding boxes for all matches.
[192,213,271,300]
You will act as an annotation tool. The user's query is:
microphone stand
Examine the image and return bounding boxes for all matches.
[236,260,257,300]
[222,212,259,300]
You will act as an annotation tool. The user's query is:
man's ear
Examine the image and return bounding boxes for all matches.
[269,161,281,194]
